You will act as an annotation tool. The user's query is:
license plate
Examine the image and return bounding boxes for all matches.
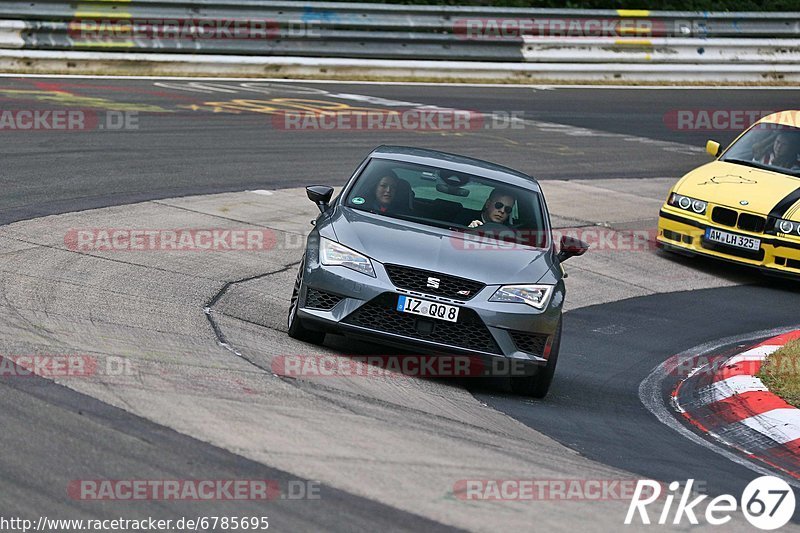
[704,227,761,251]
[397,295,460,323]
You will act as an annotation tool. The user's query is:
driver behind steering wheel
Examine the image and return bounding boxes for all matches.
[467,188,515,228]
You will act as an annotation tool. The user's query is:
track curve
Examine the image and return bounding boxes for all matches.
[1,76,799,531]
[475,283,800,520]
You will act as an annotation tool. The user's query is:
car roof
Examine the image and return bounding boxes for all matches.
[368,145,541,191]
[757,111,800,127]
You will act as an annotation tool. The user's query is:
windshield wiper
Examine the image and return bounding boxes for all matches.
[390,212,454,230]
[723,158,800,177]
[722,158,768,170]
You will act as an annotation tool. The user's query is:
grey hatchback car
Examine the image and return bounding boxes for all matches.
[288,146,588,397]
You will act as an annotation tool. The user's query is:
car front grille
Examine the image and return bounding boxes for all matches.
[710,206,766,234]
[508,330,549,356]
[305,288,344,311]
[737,213,767,233]
[384,264,484,301]
[343,293,501,354]
[711,206,737,227]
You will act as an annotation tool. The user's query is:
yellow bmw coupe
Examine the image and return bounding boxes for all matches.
[658,111,800,277]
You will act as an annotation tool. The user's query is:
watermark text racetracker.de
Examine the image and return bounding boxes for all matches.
[64,228,279,252]
[664,350,800,378]
[451,227,657,253]
[453,17,664,39]
[271,109,525,131]
[663,110,800,132]
[452,17,731,39]
[271,354,549,378]
[68,479,320,501]
[457,476,795,529]
[0,110,138,131]
[454,478,665,501]
[69,18,320,40]
[0,354,133,378]
[64,227,659,254]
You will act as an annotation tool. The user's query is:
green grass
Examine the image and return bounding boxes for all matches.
[758,339,800,408]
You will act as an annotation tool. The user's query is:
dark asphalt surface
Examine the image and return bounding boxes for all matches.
[0,77,797,224]
[352,84,794,147]
[1,77,799,529]
[0,358,461,532]
[473,280,800,521]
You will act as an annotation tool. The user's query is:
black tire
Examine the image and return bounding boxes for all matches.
[510,320,562,398]
[287,256,326,345]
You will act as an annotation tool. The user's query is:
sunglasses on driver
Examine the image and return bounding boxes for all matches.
[492,201,513,214]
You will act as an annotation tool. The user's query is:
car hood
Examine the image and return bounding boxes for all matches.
[675,161,800,220]
[328,207,554,285]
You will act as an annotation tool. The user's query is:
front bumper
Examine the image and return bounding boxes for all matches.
[657,207,800,276]
[297,252,563,366]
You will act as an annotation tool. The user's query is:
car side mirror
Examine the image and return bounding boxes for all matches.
[307,185,334,213]
[557,235,589,262]
[706,140,721,158]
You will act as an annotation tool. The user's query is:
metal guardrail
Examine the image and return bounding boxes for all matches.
[0,1,796,66]
[0,2,797,36]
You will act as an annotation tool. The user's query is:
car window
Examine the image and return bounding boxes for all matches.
[394,169,500,212]
[721,123,800,175]
[344,158,546,248]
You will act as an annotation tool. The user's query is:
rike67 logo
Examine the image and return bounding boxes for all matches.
[625,477,795,530]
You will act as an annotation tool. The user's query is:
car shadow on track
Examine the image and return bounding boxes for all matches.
[656,248,800,289]
[322,332,518,396]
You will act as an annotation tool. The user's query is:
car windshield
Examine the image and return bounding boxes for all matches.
[721,123,800,177]
[343,158,548,248]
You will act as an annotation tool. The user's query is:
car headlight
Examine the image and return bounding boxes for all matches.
[320,238,375,277]
[668,193,707,215]
[774,218,800,236]
[489,284,553,309]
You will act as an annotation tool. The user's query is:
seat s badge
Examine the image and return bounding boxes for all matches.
[426,277,440,289]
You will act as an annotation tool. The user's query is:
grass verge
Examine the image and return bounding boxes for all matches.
[758,339,800,407]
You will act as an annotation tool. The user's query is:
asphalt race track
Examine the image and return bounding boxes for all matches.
[1,76,799,531]
[0,77,797,224]
[476,284,800,513]
[0,371,460,532]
